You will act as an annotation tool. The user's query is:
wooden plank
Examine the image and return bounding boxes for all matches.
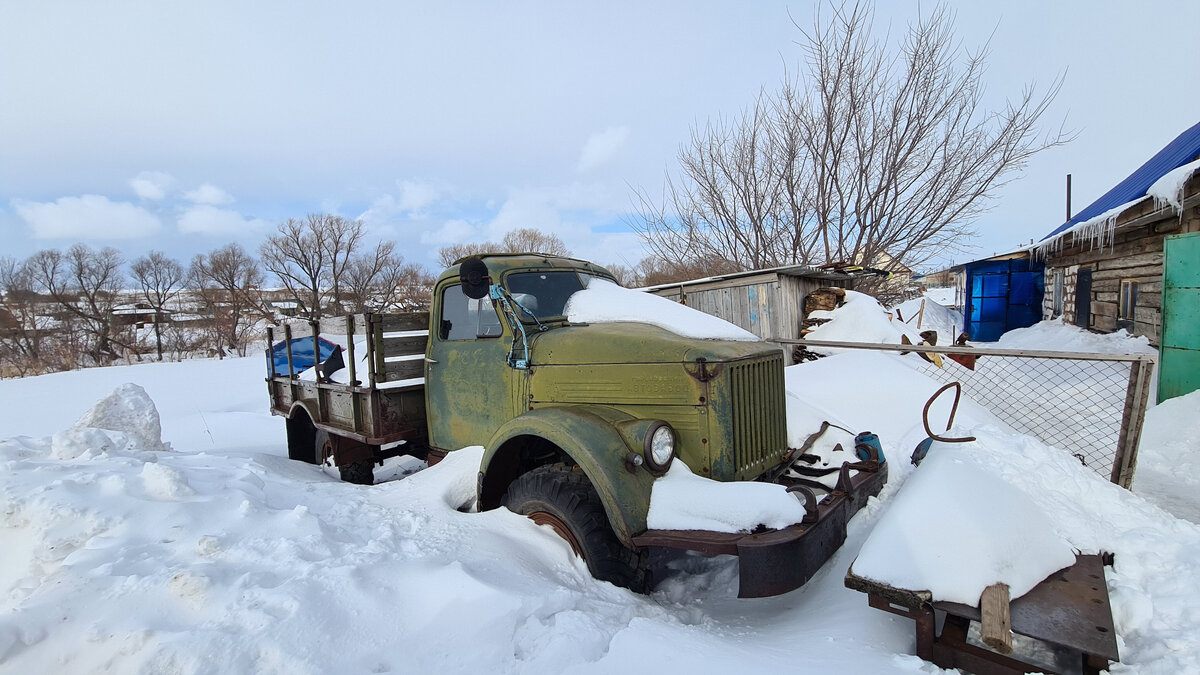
[384,359,424,382]
[379,312,430,332]
[980,583,1013,654]
[314,314,368,336]
[381,334,428,356]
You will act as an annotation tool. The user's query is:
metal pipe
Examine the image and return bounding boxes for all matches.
[1066,173,1073,221]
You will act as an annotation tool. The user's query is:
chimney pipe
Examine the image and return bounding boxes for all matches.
[1066,174,1073,221]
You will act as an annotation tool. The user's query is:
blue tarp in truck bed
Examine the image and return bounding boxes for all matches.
[270,336,339,374]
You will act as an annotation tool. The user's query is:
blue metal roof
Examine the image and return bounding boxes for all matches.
[1043,121,1200,240]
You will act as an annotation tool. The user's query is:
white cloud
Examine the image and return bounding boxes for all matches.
[12,195,161,239]
[577,126,630,172]
[184,183,235,205]
[129,171,175,201]
[397,180,438,212]
[177,205,268,236]
[419,219,480,246]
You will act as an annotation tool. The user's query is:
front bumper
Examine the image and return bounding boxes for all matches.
[631,459,888,598]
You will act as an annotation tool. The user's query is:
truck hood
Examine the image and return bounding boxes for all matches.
[528,321,775,365]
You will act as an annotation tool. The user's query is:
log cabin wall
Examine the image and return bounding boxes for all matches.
[1041,174,1200,346]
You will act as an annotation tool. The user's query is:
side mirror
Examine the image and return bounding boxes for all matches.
[460,258,491,300]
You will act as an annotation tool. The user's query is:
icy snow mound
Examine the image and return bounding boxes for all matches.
[1148,157,1200,210]
[891,295,963,343]
[647,462,809,533]
[67,383,170,454]
[853,434,1077,604]
[805,290,926,347]
[1133,389,1200,522]
[994,319,1157,354]
[566,279,759,341]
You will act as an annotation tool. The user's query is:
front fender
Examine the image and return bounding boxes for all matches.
[480,406,657,546]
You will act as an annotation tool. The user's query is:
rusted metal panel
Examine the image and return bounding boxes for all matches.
[849,555,1119,674]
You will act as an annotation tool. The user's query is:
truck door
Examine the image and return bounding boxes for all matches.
[425,282,515,452]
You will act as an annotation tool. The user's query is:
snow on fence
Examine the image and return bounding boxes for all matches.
[777,339,1156,488]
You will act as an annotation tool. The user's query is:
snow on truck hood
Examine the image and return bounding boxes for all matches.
[565,279,760,342]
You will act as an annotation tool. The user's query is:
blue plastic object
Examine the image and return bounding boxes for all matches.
[854,432,884,463]
[911,437,934,466]
[270,336,340,374]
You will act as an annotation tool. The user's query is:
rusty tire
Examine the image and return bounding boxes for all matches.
[315,429,335,466]
[502,463,650,593]
[314,430,374,485]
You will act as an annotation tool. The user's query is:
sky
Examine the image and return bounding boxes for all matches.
[2,0,1198,275]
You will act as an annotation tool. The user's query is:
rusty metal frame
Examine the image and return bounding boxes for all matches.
[633,460,888,598]
[848,554,1118,675]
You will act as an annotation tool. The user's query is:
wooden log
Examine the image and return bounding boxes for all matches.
[980,583,1013,654]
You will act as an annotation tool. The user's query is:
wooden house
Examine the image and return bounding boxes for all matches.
[1034,121,1200,401]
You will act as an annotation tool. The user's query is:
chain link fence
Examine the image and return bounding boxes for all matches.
[778,339,1157,488]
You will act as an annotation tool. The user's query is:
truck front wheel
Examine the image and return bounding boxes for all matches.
[502,463,649,593]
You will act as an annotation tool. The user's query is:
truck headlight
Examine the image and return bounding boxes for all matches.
[644,422,675,474]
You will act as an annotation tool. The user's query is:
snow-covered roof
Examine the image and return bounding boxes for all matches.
[639,263,854,292]
[1033,122,1200,257]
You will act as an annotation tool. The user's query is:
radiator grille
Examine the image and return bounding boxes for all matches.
[728,353,788,477]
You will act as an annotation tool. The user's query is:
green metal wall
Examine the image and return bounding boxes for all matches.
[1159,232,1200,402]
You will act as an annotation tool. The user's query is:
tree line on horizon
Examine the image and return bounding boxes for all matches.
[0,216,708,378]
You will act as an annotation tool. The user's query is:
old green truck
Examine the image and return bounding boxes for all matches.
[266,253,887,597]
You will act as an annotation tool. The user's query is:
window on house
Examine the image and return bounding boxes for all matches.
[1052,271,1064,317]
[1119,280,1138,321]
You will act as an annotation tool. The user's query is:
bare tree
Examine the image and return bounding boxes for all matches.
[27,245,127,365]
[0,256,54,375]
[635,255,741,287]
[501,228,571,257]
[437,242,496,268]
[188,244,267,358]
[342,243,434,312]
[634,0,1070,274]
[436,227,574,268]
[130,251,184,361]
[259,214,367,319]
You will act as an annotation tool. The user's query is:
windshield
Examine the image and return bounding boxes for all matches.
[504,270,591,320]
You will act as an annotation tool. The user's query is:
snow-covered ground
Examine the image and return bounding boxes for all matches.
[2,325,1198,673]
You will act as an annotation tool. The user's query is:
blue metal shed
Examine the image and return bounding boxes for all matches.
[963,256,1045,342]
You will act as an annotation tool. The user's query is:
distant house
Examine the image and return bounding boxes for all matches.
[1033,121,1200,401]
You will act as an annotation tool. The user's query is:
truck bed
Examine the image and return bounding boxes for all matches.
[266,312,430,446]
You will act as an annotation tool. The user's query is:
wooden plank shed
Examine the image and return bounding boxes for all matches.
[644,265,855,342]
